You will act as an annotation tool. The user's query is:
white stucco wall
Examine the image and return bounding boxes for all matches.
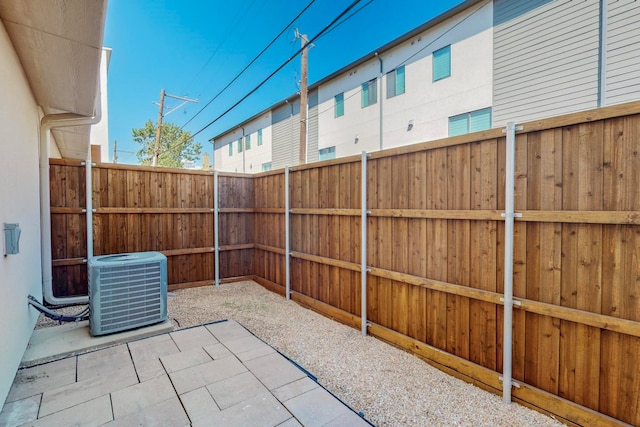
[318,1,493,157]
[0,21,44,405]
[214,112,273,173]
[90,47,110,162]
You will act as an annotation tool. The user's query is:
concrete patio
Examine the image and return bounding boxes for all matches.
[0,320,371,426]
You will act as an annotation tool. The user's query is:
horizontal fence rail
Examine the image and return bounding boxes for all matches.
[50,101,640,426]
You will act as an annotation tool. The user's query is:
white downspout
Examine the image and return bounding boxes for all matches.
[375,52,383,152]
[40,89,102,306]
[240,126,246,173]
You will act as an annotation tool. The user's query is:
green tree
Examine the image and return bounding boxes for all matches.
[133,120,202,168]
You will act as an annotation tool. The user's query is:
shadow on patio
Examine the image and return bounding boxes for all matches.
[1,317,370,427]
[2,281,564,427]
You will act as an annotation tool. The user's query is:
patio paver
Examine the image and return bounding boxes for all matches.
[170,326,219,351]
[5,357,76,403]
[206,370,269,410]
[32,395,113,427]
[128,333,181,382]
[244,352,309,390]
[191,393,291,427]
[203,342,233,359]
[180,386,221,423]
[110,374,175,418]
[272,377,320,402]
[278,418,304,427]
[104,396,189,427]
[0,395,40,426]
[159,347,212,373]
[282,387,355,427]
[205,320,252,341]
[167,353,247,395]
[76,344,134,381]
[1,320,372,427]
[39,362,138,417]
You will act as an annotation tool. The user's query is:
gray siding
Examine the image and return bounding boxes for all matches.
[493,0,601,126]
[271,100,300,169]
[307,89,319,163]
[605,0,640,105]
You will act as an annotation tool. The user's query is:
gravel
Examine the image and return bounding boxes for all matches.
[36,280,563,427]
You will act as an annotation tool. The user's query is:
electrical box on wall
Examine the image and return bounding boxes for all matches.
[3,223,21,255]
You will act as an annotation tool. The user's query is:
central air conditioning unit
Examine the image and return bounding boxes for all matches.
[88,252,168,336]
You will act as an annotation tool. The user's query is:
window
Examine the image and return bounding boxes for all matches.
[257,129,263,146]
[319,146,336,161]
[228,142,233,156]
[433,45,451,81]
[387,66,405,98]
[334,93,344,117]
[261,162,272,172]
[237,138,242,153]
[448,108,492,136]
[245,134,251,150]
[361,79,377,108]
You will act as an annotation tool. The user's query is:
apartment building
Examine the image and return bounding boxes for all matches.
[211,0,640,172]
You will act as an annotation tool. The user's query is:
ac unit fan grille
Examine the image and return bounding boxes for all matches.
[90,256,167,335]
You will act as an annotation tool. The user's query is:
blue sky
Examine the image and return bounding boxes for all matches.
[103,0,465,165]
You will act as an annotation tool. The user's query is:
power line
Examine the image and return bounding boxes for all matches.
[189,0,363,140]
[310,0,488,121]
[162,0,471,159]
[288,0,373,89]
[180,0,317,130]
[315,0,373,42]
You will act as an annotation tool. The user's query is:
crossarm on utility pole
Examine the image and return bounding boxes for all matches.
[151,90,197,167]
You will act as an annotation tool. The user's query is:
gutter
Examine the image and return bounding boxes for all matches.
[39,89,102,306]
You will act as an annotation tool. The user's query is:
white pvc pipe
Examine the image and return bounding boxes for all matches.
[375,53,383,151]
[214,170,220,286]
[40,90,102,306]
[86,159,93,261]
[598,0,607,107]
[285,166,291,300]
[502,121,516,403]
[361,151,368,336]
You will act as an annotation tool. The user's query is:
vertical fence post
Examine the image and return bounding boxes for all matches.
[214,171,220,286]
[502,121,519,402]
[285,166,291,300]
[361,151,368,336]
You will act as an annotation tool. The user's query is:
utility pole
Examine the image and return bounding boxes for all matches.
[113,140,117,164]
[295,29,309,165]
[151,89,198,167]
[152,89,165,167]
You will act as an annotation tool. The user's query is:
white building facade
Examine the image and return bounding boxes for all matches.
[212,111,274,173]
[211,0,640,172]
[316,0,493,158]
[213,0,494,170]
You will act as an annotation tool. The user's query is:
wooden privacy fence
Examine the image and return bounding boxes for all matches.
[251,102,640,427]
[49,162,255,295]
[50,102,640,426]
